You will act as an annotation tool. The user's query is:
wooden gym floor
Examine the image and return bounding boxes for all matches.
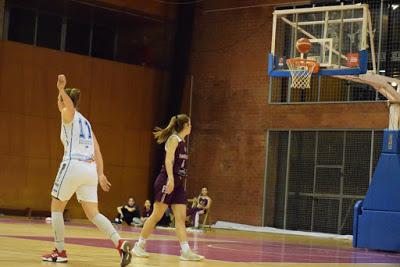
[0,217,399,267]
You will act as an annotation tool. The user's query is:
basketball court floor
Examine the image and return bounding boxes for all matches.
[0,217,399,267]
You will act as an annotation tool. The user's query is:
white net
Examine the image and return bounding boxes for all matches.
[287,58,318,89]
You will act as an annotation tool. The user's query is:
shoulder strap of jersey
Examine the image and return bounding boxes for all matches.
[165,134,182,151]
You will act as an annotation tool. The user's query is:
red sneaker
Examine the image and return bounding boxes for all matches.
[41,248,68,263]
[117,240,133,267]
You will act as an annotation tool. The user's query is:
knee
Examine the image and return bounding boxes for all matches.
[51,198,67,212]
[86,212,97,222]
[82,207,99,221]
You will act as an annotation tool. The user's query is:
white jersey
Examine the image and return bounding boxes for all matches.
[61,111,95,162]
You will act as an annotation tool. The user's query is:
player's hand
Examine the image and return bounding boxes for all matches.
[164,179,174,194]
[99,174,111,192]
[57,74,66,90]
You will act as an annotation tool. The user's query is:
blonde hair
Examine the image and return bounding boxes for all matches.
[64,88,81,107]
[153,114,190,144]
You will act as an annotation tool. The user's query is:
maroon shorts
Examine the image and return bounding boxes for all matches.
[154,173,187,205]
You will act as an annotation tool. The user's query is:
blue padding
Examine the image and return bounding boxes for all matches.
[318,67,365,76]
[362,131,400,212]
[381,130,400,154]
[268,54,291,77]
[269,70,292,77]
[355,209,400,252]
[353,200,363,248]
[268,50,368,77]
[353,129,400,252]
[363,153,400,211]
[359,49,368,74]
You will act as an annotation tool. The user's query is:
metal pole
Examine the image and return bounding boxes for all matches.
[60,17,67,51]
[283,130,292,229]
[311,131,318,231]
[88,26,93,56]
[377,0,384,72]
[376,0,384,100]
[185,75,194,192]
[34,10,38,46]
[369,130,375,184]
[262,131,271,227]
[338,3,344,69]
[367,9,377,74]
[271,13,277,54]
[338,132,346,234]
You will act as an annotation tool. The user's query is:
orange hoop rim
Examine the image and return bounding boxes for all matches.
[286,58,320,74]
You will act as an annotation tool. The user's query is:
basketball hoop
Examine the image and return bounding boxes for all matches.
[286,58,319,89]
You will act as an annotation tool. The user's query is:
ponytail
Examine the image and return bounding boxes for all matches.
[153,114,190,144]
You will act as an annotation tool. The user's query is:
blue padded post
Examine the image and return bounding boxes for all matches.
[353,130,400,252]
[353,200,363,248]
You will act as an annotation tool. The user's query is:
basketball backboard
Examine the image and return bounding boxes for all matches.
[268,3,376,77]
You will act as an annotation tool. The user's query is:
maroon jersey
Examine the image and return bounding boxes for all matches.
[154,134,188,205]
[160,135,188,180]
[198,197,208,208]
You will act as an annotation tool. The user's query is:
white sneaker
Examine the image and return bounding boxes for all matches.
[180,249,205,261]
[132,242,150,258]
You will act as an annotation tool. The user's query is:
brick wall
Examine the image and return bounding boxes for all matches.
[186,0,388,226]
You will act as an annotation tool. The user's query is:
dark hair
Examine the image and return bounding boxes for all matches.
[128,197,135,201]
[64,88,80,107]
[153,114,190,144]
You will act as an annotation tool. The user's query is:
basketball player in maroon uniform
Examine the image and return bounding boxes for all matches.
[132,114,204,261]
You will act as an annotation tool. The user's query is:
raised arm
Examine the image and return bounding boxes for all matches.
[57,74,75,124]
[93,133,111,192]
[117,206,124,217]
[164,136,179,194]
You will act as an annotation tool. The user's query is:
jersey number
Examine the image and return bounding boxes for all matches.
[79,118,92,140]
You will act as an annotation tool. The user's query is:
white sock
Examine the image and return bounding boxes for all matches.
[91,213,121,247]
[180,241,190,253]
[195,212,201,228]
[138,236,146,246]
[52,212,65,251]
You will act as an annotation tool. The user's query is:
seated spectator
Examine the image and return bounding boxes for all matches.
[115,197,142,226]
[140,200,153,224]
[187,187,212,228]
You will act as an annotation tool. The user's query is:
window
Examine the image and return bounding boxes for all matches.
[5,0,173,68]
[91,25,115,60]
[7,7,35,44]
[116,27,139,65]
[37,13,62,50]
[65,19,91,56]
[265,130,383,234]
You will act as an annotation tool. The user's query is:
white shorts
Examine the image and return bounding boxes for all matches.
[51,159,98,202]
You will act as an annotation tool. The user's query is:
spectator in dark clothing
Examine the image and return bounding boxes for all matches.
[140,200,153,224]
[115,197,142,226]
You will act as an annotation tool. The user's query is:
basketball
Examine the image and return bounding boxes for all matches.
[296,38,312,54]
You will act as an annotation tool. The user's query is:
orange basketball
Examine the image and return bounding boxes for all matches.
[296,38,312,54]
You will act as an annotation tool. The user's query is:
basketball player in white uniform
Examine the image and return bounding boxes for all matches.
[41,75,132,267]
